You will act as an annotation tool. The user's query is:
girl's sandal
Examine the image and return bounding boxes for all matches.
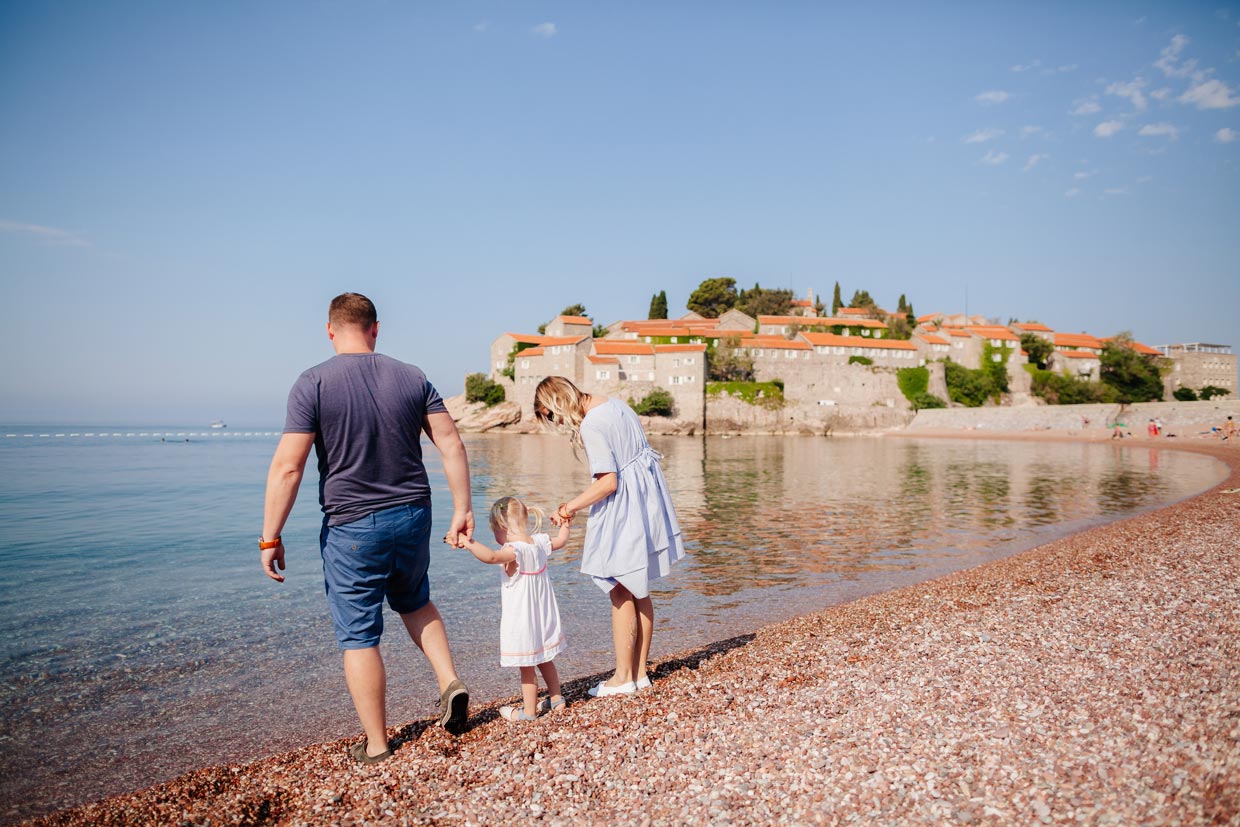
[500,705,539,722]
[537,696,567,713]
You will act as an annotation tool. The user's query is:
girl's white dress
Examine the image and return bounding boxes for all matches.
[578,398,685,598]
[499,533,566,667]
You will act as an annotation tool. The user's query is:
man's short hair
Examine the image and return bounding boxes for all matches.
[329,293,378,328]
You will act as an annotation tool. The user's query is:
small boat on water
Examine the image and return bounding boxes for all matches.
[210,420,227,429]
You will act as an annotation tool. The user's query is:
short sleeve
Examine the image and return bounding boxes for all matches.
[283,373,318,434]
[422,374,447,415]
[580,417,618,476]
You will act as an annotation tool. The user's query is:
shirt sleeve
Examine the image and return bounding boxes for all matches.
[283,372,318,434]
[422,374,447,415]
[580,417,618,476]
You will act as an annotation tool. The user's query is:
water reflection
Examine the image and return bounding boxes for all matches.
[460,435,1220,611]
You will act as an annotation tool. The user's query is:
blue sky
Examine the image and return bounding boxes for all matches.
[2,1,1238,424]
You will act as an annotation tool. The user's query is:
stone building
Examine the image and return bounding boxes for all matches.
[1158,343,1237,399]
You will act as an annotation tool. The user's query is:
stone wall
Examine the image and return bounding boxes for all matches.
[906,398,1240,436]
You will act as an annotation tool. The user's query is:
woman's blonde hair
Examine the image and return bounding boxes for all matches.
[533,376,591,449]
[488,496,546,537]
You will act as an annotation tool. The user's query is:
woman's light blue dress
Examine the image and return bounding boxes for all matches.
[578,399,684,598]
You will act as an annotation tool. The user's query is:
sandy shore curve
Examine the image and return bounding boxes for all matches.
[27,437,1240,827]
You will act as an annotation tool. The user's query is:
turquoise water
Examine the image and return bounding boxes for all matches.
[0,429,1227,822]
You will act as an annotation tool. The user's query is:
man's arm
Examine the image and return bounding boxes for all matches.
[423,411,474,546]
[260,432,315,582]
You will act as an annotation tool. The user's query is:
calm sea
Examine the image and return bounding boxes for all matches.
[0,428,1227,822]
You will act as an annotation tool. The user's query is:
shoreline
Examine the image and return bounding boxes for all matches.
[27,438,1240,826]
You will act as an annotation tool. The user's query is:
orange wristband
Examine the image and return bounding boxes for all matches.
[258,536,282,550]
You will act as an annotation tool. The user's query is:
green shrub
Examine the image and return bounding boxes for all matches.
[629,388,675,417]
[706,381,786,409]
[848,355,873,366]
[1173,387,1198,401]
[981,343,1011,394]
[897,366,945,410]
[1200,385,1228,401]
[1028,368,1110,405]
[944,360,996,407]
[465,373,506,407]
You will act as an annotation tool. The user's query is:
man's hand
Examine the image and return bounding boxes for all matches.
[262,540,286,582]
[445,509,474,548]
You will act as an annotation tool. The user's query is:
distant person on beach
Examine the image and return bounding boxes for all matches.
[259,292,473,764]
[1224,416,1236,443]
[533,376,684,698]
[458,496,570,722]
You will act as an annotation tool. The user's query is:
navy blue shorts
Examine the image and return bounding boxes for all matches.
[319,503,432,650]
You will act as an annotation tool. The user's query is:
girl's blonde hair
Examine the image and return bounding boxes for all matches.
[488,496,546,537]
[533,376,591,450]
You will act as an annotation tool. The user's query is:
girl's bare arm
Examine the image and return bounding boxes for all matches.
[461,538,517,566]
[549,519,572,551]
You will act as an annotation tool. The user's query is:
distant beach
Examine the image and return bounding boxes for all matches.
[16,432,1239,826]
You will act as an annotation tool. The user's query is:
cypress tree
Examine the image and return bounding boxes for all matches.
[648,291,668,319]
[831,281,842,315]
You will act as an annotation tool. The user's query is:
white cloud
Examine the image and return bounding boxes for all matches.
[1065,187,1081,197]
[1071,98,1102,115]
[1150,88,1172,101]
[980,150,1009,165]
[1180,78,1240,109]
[1056,64,1078,73]
[1106,78,1147,110]
[473,19,490,32]
[1011,60,1042,73]
[0,219,90,247]
[1154,34,1197,78]
[1217,128,1239,143]
[963,128,1004,143]
[531,22,557,38]
[1074,170,1097,180]
[1020,125,1043,138]
[1103,188,1128,195]
[1138,122,1179,139]
[1023,153,1049,172]
[1094,120,1125,137]
[975,90,1010,105]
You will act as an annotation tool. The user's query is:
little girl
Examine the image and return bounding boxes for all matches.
[534,375,684,698]
[459,496,569,721]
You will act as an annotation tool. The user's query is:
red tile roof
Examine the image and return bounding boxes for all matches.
[588,355,619,365]
[653,343,708,353]
[627,326,700,338]
[800,332,917,350]
[946,329,972,338]
[593,341,655,356]
[965,326,1021,342]
[520,346,545,357]
[1012,322,1054,333]
[1054,333,1104,350]
[744,335,812,350]
[555,315,593,325]
[918,313,944,323]
[816,317,888,329]
[1058,350,1100,360]
[504,333,549,345]
[916,334,949,345]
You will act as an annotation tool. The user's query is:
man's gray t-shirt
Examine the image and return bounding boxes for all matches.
[283,353,447,526]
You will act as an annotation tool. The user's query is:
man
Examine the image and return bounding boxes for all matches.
[260,292,473,763]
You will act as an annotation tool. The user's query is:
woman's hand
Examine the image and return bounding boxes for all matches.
[551,502,575,526]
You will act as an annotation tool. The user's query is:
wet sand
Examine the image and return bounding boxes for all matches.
[26,437,1240,826]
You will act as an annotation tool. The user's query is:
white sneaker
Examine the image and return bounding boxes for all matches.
[588,680,637,697]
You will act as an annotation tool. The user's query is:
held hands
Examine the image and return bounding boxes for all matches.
[550,502,576,527]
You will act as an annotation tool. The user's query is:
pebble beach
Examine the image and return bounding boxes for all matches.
[26,437,1240,827]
